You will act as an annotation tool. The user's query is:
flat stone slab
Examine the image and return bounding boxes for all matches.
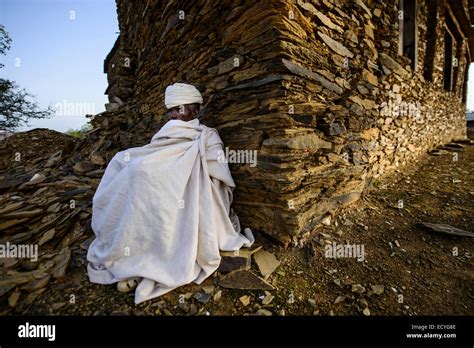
[253,249,281,279]
[218,245,262,272]
[218,270,275,291]
[217,254,250,272]
[420,222,474,238]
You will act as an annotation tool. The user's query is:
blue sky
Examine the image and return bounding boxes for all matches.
[466,65,474,111]
[0,0,473,133]
[0,0,118,132]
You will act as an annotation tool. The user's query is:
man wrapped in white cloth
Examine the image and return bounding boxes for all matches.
[87,83,254,304]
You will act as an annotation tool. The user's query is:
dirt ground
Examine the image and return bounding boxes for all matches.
[4,131,473,317]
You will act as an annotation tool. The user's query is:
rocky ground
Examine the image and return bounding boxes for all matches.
[0,129,472,316]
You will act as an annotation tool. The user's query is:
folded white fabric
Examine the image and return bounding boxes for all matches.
[87,118,254,304]
[164,83,203,109]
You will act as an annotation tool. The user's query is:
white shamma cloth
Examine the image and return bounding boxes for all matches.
[87,118,254,303]
[164,83,203,109]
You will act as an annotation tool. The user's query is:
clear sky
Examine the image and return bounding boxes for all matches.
[0,1,473,133]
[0,0,119,132]
[467,65,474,111]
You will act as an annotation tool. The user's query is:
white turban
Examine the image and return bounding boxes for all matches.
[164,83,203,109]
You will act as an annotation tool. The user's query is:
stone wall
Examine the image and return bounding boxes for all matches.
[103,34,135,107]
[96,0,472,246]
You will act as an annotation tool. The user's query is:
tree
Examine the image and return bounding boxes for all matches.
[0,24,53,131]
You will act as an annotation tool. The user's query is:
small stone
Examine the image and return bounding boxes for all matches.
[178,302,190,313]
[193,292,211,304]
[255,309,272,316]
[23,288,45,306]
[379,53,408,77]
[362,69,378,86]
[304,7,344,33]
[262,294,274,305]
[370,285,385,296]
[359,299,369,309]
[321,215,331,226]
[346,30,358,43]
[213,290,222,302]
[351,284,366,294]
[363,308,371,316]
[202,285,215,294]
[72,161,97,175]
[8,290,21,307]
[239,295,251,306]
[342,219,354,226]
[90,154,105,166]
[394,240,401,247]
[317,31,354,58]
[0,285,15,298]
[38,229,56,246]
[183,292,193,300]
[151,300,167,309]
[334,295,345,304]
[51,302,66,311]
[307,299,317,308]
[21,275,51,292]
[189,303,198,315]
[52,248,71,279]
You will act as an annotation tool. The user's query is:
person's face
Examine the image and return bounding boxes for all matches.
[166,104,198,121]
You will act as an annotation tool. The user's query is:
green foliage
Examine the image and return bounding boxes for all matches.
[65,123,93,138]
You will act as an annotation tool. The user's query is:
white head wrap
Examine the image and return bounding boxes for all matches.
[164,83,203,109]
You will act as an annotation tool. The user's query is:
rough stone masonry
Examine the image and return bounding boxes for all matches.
[96,0,474,246]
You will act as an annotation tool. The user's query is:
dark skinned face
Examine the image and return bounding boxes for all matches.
[166,104,198,121]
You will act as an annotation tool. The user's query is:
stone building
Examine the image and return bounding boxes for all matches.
[103,35,134,109]
[98,0,474,246]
